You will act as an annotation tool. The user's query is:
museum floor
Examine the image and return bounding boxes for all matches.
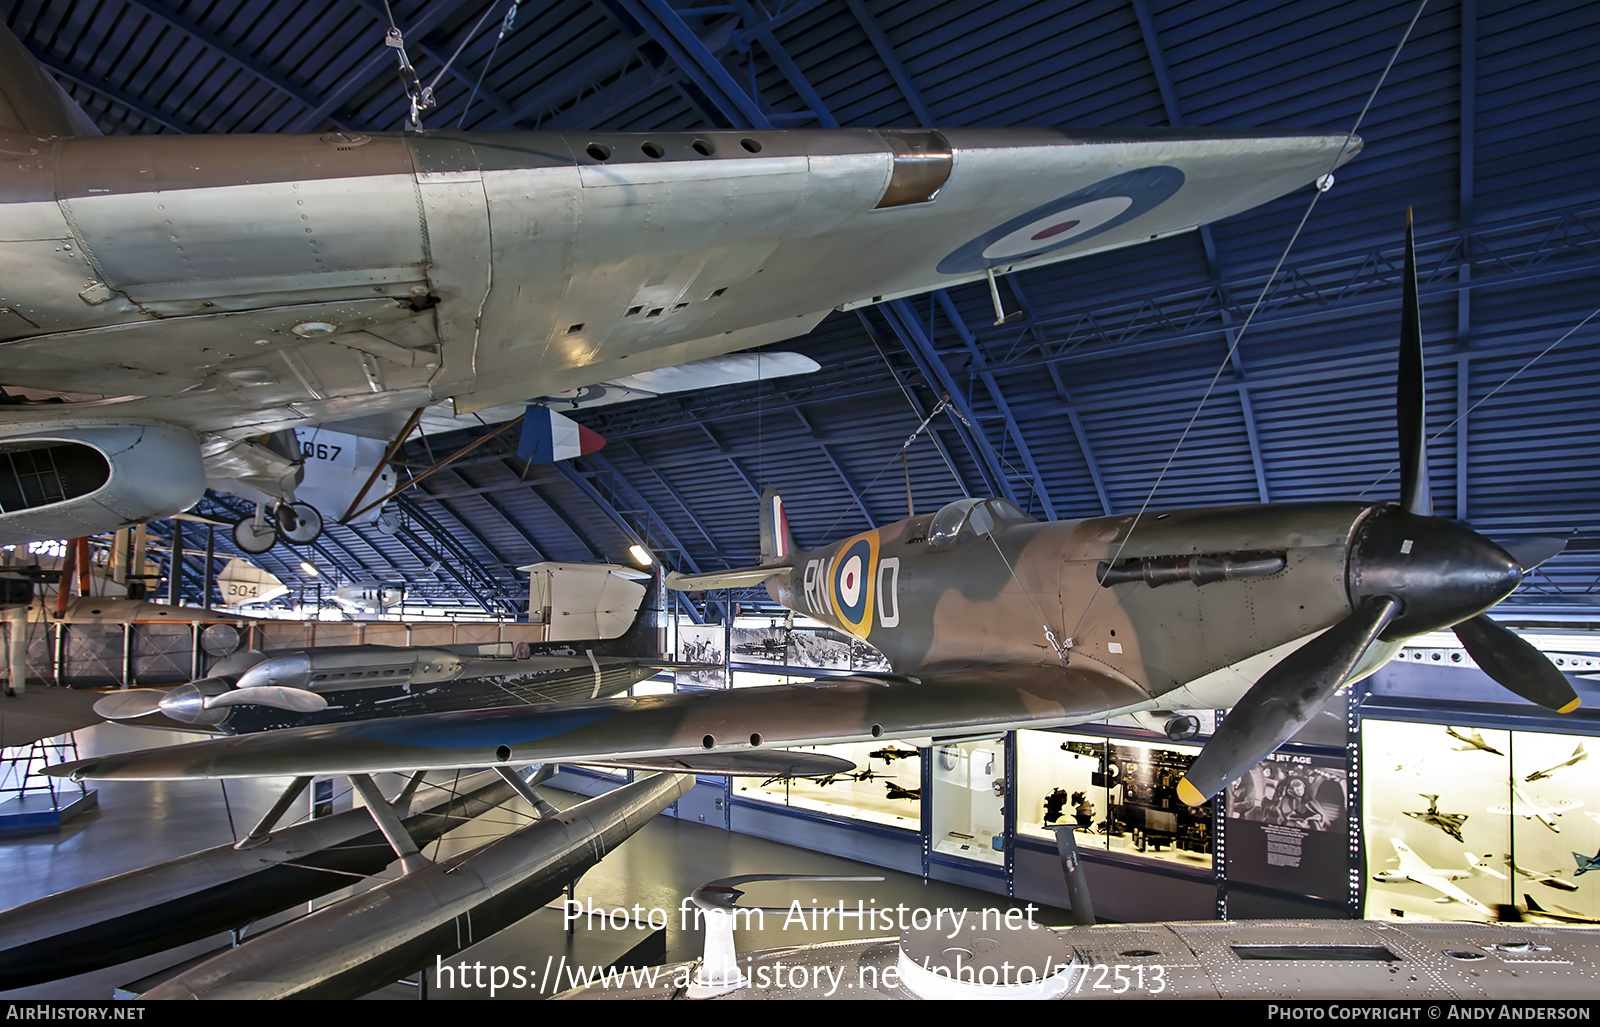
[0,719,1065,1000]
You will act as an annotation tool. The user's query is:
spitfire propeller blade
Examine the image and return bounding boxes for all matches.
[1178,595,1400,806]
[1498,536,1568,574]
[1453,615,1581,713]
[1397,207,1433,518]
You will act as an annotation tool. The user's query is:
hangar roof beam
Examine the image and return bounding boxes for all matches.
[843,0,933,127]
[287,0,467,132]
[117,0,351,131]
[881,299,1023,507]
[934,291,1059,520]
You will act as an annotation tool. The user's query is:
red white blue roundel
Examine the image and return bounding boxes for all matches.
[831,537,876,634]
[937,166,1185,275]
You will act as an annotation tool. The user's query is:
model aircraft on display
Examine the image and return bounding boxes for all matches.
[1402,794,1471,844]
[868,746,920,764]
[884,783,921,802]
[1446,726,1506,757]
[1525,742,1587,782]
[0,24,1356,552]
[43,216,1586,805]
[1490,785,1583,833]
[1515,895,1599,926]
[1506,858,1579,892]
[1575,848,1600,877]
[1371,839,1494,917]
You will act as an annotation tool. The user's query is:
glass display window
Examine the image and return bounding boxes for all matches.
[630,677,674,697]
[930,737,1006,865]
[1507,729,1598,924]
[731,739,921,831]
[731,670,797,689]
[1017,730,1212,869]
[1361,719,1511,922]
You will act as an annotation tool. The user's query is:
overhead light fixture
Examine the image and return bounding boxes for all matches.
[628,544,653,566]
[299,561,320,577]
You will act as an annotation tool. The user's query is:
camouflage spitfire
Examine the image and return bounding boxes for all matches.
[44,218,1580,800]
[670,213,1581,806]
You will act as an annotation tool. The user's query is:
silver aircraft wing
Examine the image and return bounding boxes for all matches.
[47,670,1152,781]
[1,21,1361,542]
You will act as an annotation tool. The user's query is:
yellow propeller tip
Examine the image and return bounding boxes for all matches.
[1558,698,1581,714]
[1176,778,1207,807]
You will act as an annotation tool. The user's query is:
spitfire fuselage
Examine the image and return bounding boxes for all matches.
[770,500,1377,706]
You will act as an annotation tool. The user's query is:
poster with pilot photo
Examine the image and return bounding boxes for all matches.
[1225,750,1351,915]
[675,623,727,689]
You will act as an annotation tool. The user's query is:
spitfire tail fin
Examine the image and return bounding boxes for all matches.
[0,25,102,137]
[760,488,794,566]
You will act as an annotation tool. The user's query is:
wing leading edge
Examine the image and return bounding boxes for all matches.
[48,671,1151,782]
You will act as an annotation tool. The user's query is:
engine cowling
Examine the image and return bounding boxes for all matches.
[0,419,204,543]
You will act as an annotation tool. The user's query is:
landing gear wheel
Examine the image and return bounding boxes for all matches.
[232,516,277,555]
[275,502,323,546]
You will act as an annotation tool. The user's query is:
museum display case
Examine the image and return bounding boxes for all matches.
[1361,719,1597,923]
[1018,730,1213,869]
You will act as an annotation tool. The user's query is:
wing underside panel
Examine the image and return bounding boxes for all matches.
[50,671,1151,780]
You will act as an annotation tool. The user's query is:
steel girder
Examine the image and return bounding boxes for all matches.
[842,0,932,126]
[554,455,711,623]
[117,0,353,130]
[347,0,523,127]
[25,44,203,134]
[287,0,472,131]
[391,495,521,616]
[876,299,1022,509]
[951,207,1600,378]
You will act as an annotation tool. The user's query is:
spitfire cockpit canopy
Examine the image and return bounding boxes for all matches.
[927,498,1033,548]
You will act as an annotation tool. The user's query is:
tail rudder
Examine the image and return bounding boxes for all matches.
[760,488,794,566]
[595,566,666,659]
[0,25,102,137]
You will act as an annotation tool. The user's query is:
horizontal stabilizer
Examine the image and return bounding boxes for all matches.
[586,750,855,777]
[666,566,785,591]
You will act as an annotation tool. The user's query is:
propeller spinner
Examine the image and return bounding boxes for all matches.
[1178,211,1578,806]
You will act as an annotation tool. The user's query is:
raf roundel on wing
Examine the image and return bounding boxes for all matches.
[937,166,1186,275]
